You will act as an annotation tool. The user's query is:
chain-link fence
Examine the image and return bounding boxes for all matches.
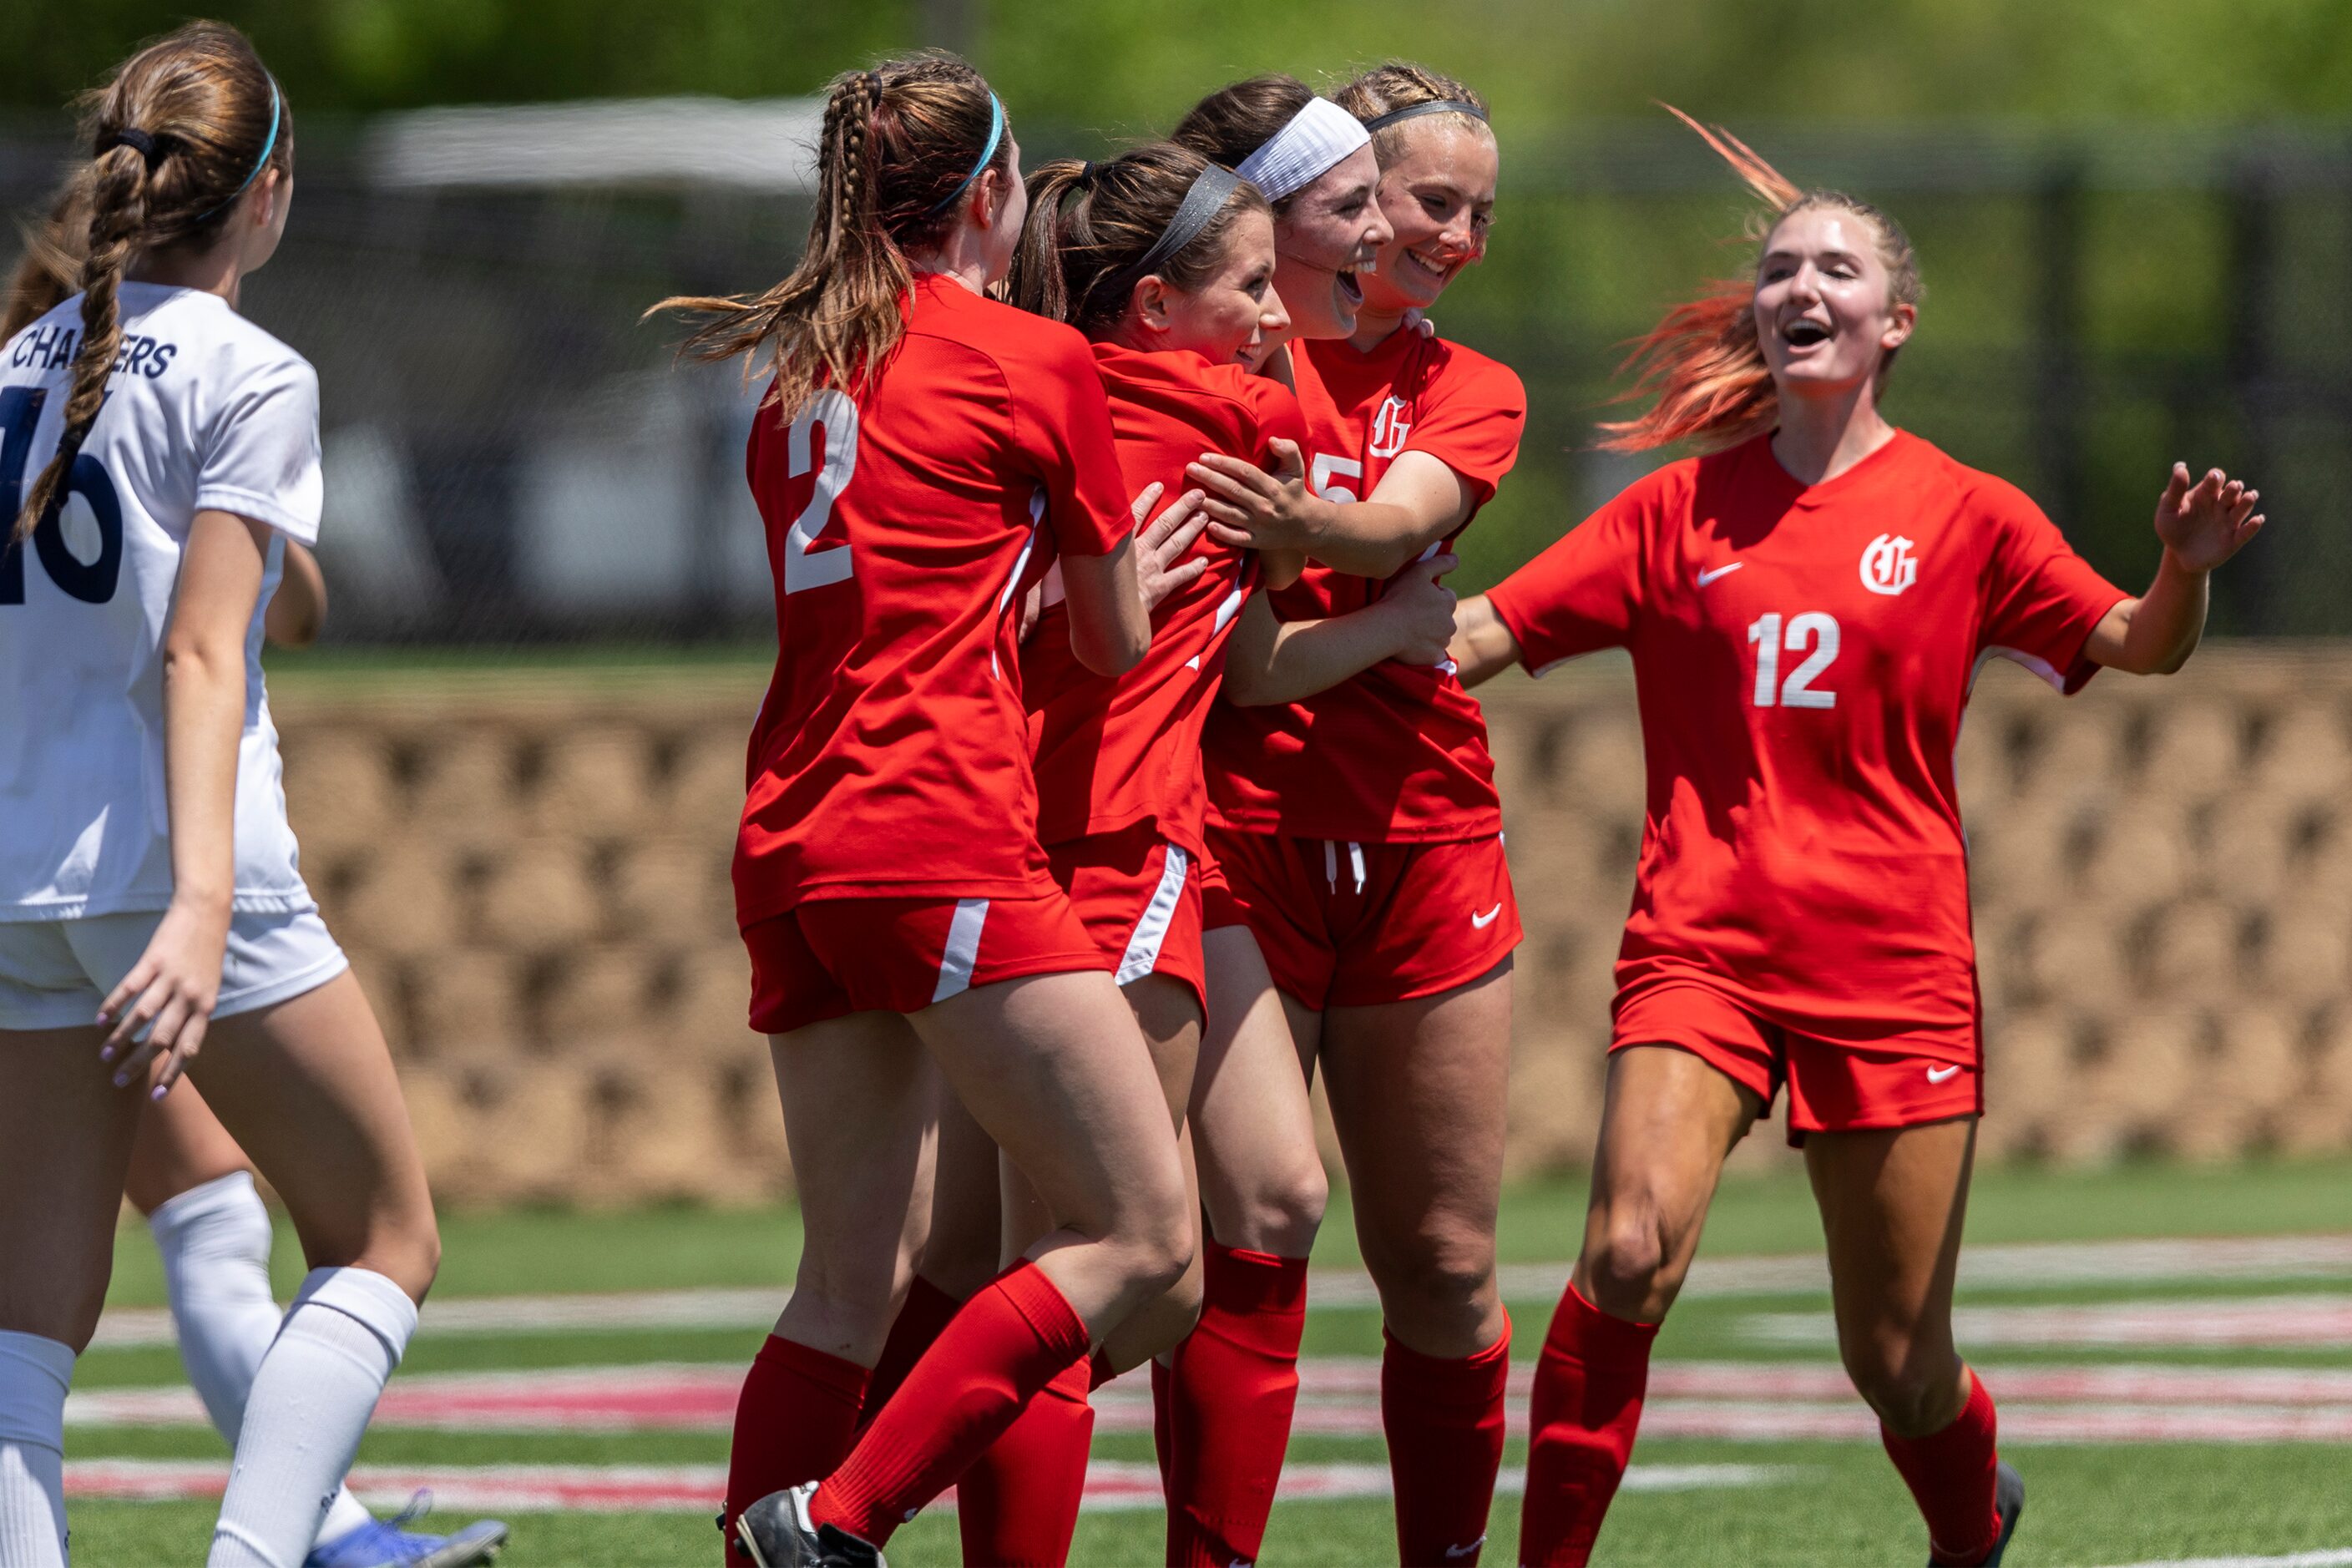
[8,109,2350,641]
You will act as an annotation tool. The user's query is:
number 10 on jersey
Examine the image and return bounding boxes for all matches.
[1748,611,1840,709]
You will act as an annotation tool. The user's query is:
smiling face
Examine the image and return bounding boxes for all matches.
[1126,206,1287,367]
[1358,120,1495,314]
[1272,143,1393,340]
[1752,205,1914,399]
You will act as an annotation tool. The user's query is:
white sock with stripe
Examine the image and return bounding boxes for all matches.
[149,1175,374,1548]
[0,1330,71,1568]
[206,1268,417,1568]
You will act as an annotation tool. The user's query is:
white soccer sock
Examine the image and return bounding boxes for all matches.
[0,1331,72,1568]
[205,1268,417,1568]
[149,1175,374,1549]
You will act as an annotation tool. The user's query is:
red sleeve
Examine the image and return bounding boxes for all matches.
[1240,377,1311,465]
[1975,478,2130,694]
[1486,473,1658,672]
[1403,348,1525,506]
[1019,326,1133,556]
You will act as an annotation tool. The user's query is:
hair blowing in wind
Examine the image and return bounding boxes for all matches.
[1598,105,1920,454]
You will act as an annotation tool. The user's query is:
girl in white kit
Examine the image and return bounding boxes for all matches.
[0,23,444,1568]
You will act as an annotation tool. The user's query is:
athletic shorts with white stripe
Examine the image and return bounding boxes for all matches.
[742,891,1109,1036]
[1045,823,1207,1018]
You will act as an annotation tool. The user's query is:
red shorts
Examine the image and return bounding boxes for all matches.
[744,892,1105,1036]
[1044,825,1206,1016]
[1197,845,1248,934]
[1612,980,1982,1146]
[1205,826,1520,1010]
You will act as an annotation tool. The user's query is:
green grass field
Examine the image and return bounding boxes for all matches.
[69,1158,2352,1565]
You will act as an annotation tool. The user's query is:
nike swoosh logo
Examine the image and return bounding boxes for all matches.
[1471,903,1503,929]
[1926,1064,1963,1084]
[1443,1540,1487,1561]
[1696,562,1743,588]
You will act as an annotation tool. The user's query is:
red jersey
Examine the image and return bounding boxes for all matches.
[733,274,1132,925]
[1204,326,1525,842]
[1485,430,2129,1049]
[1024,343,1308,854]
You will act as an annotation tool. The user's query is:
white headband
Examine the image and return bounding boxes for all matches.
[1232,98,1370,202]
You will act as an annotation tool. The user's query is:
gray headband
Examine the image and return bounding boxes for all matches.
[1095,163,1244,312]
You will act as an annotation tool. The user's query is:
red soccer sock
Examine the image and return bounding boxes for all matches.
[1881,1369,2002,1566]
[855,1273,964,1435]
[1163,1242,1308,1568]
[811,1259,1091,1548]
[1519,1282,1661,1568]
[1381,1310,1511,1568]
[721,1333,868,1560]
[954,1353,1095,1567]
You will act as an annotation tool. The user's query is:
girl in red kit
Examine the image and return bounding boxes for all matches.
[933,140,1306,1566]
[1176,64,1526,1565]
[1449,115,2265,1567]
[656,55,1193,1568]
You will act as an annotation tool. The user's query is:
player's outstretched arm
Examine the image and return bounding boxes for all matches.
[263,539,326,648]
[99,509,276,1093]
[2084,463,2266,675]
[1222,552,1458,707]
[1448,593,1522,690]
[1189,439,1475,580]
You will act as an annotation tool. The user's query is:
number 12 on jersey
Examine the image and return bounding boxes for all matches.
[1748,611,1839,709]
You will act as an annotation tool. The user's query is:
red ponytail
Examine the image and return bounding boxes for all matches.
[1599,106,1920,454]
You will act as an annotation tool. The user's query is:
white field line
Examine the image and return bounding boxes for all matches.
[60,1457,1795,1515]
[72,1359,2352,1445]
[1746,1294,2352,1348]
[2085,1553,2352,1568]
[84,1233,2352,1347]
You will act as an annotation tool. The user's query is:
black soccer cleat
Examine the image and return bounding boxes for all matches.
[734,1484,886,1568]
[1954,1461,2026,1568]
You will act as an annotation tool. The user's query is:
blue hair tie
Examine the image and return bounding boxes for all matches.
[927,94,1004,219]
[199,75,281,222]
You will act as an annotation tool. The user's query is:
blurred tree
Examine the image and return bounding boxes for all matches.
[3,0,2349,123]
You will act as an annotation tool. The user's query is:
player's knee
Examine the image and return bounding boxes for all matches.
[1232,1156,1328,1256]
[1372,1226,1496,1318]
[1581,1206,1677,1319]
[1839,1337,1960,1436]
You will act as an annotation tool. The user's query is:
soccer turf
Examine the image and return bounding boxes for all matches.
[70,1157,2352,1565]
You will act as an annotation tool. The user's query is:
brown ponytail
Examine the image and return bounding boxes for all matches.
[1330,62,1493,163]
[652,52,1008,422]
[12,21,291,544]
[1008,143,1268,336]
[1599,107,1922,453]
[1169,74,1318,215]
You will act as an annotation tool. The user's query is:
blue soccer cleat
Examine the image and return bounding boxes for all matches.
[303,1494,508,1568]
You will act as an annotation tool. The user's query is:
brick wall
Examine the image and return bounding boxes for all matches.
[274,645,2352,1205]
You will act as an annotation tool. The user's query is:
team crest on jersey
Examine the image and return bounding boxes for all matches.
[1859,533,1919,596]
[1368,396,1412,458]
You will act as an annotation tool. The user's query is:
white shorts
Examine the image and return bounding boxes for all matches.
[0,908,349,1033]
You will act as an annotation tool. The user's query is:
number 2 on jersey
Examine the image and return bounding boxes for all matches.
[1748,610,1839,709]
[0,384,124,606]
[783,389,856,594]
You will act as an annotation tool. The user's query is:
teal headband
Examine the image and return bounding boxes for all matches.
[200,75,281,222]
[927,94,1004,218]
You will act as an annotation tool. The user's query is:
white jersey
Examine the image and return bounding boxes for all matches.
[2,281,322,921]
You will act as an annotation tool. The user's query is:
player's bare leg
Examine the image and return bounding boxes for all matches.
[184,973,439,1303]
[125,1075,252,1214]
[1318,963,1513,1358]
[1809,1117,2018,1565]
[1191,927,1328,1258]
[1517,1043,1762,1566]
[1318,960,1514,1563]
[1573,1045,1762,1322]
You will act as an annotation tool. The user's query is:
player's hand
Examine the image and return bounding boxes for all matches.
[1378,551,1460,666]
[97,897,229,1097]
[1190,438,1321,553]
[2154,463,2264,574]
[1135,483,1211,613]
